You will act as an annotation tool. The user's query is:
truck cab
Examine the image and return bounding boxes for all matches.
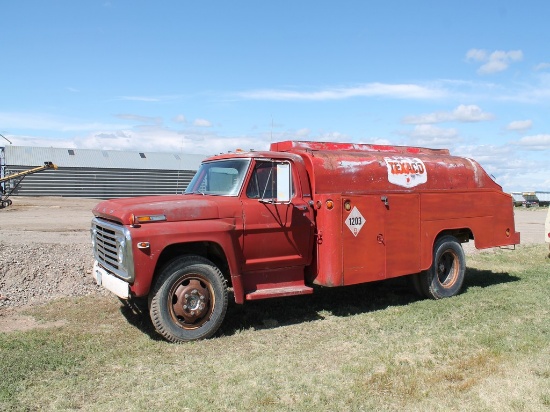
[92,150,315,342]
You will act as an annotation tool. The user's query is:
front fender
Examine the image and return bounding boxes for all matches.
[128,218,244,300]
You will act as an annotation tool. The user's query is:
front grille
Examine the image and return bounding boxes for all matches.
[91,218,134,281]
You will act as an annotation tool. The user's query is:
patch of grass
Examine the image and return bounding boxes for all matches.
[1,245,549,411]
[0,332,84,405]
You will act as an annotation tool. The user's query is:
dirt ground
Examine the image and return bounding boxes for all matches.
[0,196,548,332]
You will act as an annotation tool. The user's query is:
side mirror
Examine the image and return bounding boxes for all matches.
[276,163,291,203]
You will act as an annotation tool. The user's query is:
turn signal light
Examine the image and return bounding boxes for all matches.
[137,242,150,249]
[131,214,167,225]
[326,200,334,210]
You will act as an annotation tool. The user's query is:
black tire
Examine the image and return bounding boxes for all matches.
[420,235,465,299]
[149,255,228,343]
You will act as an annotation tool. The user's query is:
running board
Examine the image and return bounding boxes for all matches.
[245,285,313,301]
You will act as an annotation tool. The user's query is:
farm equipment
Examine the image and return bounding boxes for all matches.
[0,161,57,208]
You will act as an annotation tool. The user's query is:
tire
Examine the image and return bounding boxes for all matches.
[149,255,228,343]
[420,235,465,299]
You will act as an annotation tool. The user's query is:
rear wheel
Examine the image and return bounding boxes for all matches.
[149,255,228,343]
[420,236,465,299]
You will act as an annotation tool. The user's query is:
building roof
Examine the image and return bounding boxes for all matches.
[2,145,206,170]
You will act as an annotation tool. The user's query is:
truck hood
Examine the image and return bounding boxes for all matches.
[92,194,235,225]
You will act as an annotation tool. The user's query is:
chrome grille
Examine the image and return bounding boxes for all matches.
[96,225,119,268]
[91,218,134,281]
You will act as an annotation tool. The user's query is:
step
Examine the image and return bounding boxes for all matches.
[245,285,314,301]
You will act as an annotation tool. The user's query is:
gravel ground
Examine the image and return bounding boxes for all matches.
[0,197,107,309]
[0,196,547,310]
[0,242,102,307]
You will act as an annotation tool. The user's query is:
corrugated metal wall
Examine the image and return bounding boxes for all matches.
[1,145,205,199]
[4,166,196,199]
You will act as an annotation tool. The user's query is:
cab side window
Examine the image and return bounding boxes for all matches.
[246,161,295,200]
[247,162,276,199]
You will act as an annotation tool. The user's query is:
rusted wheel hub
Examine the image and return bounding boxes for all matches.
[170,278,212,328]
[436,251,458,286]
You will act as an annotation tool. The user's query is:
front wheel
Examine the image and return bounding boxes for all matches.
[420,236,465,299]
[149,255,228,343]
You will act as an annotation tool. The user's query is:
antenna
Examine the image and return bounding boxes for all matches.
[0,133,12,144]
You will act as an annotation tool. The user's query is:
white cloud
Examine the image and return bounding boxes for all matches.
[193,119,212,127]
[173,114,186,123]
[506,120,532,132]
[239,82,447,101]
[115,95,182,102]
[466,49,523,75]
[452,144,543,191]
[534,62,550,71]
[76,127,260,155]
[295,128,310,137]
[455,144,517,168]
[117,96,161,102]
[401,125,459,148]
[115,114,162,124]
[515,134,550,150]
[402,104,494,124]
[0,112,130,132]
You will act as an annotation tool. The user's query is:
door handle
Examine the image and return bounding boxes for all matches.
[377,234,385,244]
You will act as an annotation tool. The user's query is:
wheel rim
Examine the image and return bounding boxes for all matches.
[436,249,459,287]
[168,273,215,330]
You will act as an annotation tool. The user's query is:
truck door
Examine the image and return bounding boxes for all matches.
[343,194,420,284]
[241,160,313,272]
[343,195,386,284]
[384,194,421,278]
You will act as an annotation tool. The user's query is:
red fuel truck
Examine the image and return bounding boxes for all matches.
[91,141,520,342]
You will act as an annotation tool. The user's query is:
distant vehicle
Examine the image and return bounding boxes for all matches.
[522,192,539,207]
[523,201,538,208]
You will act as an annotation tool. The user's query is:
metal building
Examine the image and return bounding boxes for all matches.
[0,145,206,199]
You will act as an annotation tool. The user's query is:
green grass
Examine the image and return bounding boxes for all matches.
[1,245,549,411]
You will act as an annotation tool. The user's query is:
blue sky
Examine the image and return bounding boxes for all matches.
[1,0,549,192]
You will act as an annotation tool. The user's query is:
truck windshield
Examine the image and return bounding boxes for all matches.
[185,159,251,196]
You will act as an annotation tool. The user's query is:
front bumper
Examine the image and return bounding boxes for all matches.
[93,261,130,299]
